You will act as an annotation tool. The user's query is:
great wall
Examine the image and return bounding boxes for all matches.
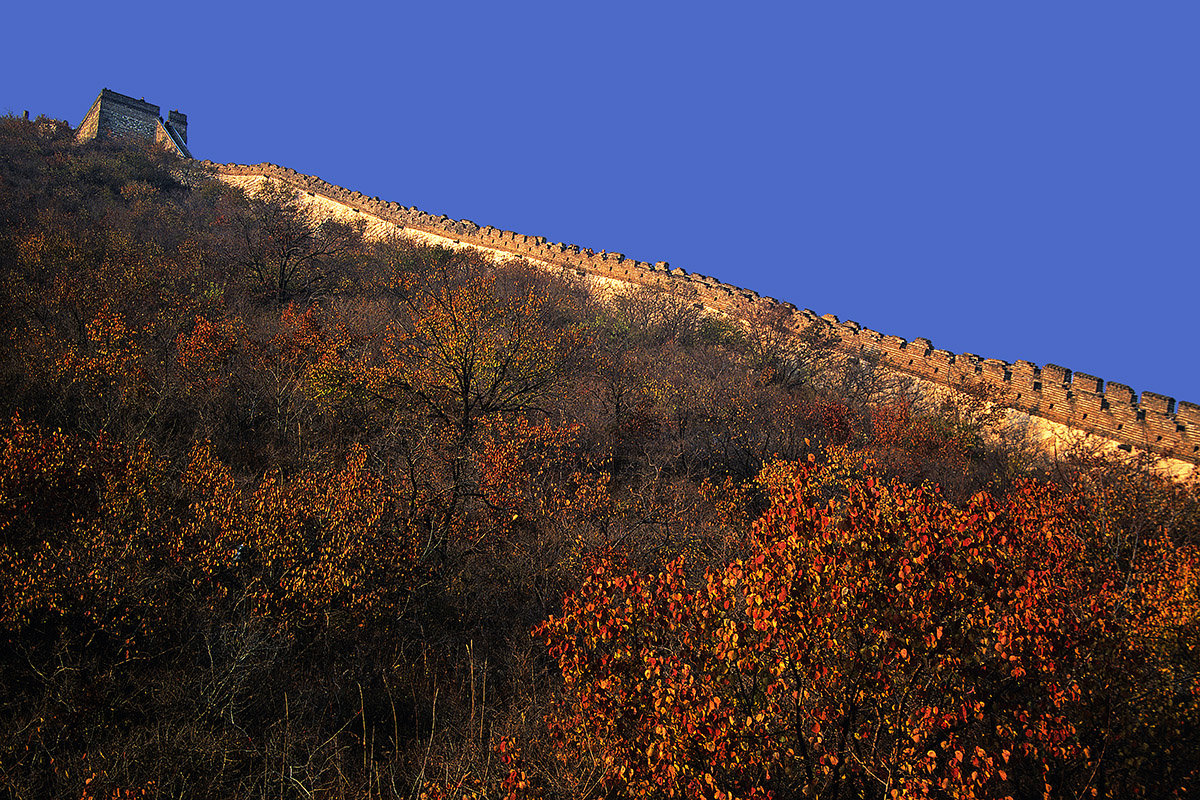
[76,89,191,159]
[68,88,1198,469]
[205,160,1199,469]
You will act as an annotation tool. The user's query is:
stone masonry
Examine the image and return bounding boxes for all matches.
[88,89,1192,464]
[202,160,1199,466]
[77,89,191,158]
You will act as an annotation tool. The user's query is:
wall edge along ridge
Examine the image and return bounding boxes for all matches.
[204,161,1199,466]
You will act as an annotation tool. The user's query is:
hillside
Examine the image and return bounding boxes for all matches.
[1,115,1199,799]
[208,162,1200,470]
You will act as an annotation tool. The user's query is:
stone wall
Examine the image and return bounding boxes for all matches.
[167,110,188,145]
[206,160,1200,466]
[77,89,191,158]
[78,90,161,142]
[76,100,103,142]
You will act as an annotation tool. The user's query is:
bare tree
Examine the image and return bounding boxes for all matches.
[230,180,363,303]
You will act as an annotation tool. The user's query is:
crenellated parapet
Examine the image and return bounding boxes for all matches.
[207,161,1199,465]
[821,314,1199,463]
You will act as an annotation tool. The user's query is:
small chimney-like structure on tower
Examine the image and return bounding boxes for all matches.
[167,109,188,145]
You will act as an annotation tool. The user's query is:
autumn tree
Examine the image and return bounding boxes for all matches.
[227,180,364,303]
[369,270,585,438]
[605,285,706,347]
[535,454,1200,799]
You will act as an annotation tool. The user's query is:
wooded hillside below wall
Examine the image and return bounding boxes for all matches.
[208,161,1200,465]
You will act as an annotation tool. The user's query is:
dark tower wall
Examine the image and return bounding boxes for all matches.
[77,89,191,158]
[77,89,161,143]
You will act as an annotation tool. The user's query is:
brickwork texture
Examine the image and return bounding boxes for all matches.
[77,89,191,158]
[197,159,1200,465]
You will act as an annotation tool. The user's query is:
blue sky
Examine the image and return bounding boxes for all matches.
[5,2,1198,404]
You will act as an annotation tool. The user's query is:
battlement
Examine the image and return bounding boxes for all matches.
[167,110,188,144]
[77,89,191,158]
[205,160,1200,466]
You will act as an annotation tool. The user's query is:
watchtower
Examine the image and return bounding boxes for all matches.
[76,88,191,158]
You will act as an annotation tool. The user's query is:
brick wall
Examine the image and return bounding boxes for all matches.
[79,90,161,142]
[76,90,190,157]
[206,160,1200,465]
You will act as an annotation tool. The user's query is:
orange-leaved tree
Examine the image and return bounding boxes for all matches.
[0,414,170,636]
[475,418,609,539]
[178,440,422,622]
[535,454,1200,799]
[369,273,584,438]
